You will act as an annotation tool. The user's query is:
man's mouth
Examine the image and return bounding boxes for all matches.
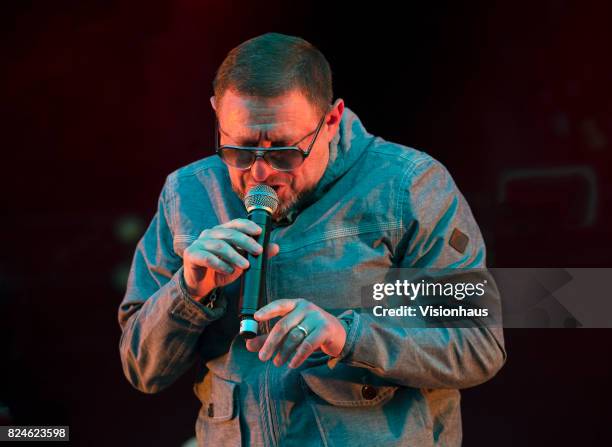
[246,183,285,194]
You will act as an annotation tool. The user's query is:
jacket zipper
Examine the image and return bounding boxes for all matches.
[264,230,279,447]
[264,361,280,446]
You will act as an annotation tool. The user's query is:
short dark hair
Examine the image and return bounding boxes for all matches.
[213,33,333,115]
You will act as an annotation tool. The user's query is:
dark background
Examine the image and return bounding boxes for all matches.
[2,0,611,445]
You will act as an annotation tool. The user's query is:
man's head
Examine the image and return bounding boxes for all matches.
[211,33,344,221]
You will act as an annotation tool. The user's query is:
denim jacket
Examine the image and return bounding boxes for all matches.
[118,107,506,446]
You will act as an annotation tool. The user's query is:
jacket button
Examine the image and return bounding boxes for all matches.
[361,385,377,400]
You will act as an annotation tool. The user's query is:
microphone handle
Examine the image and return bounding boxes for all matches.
[239,209,271,339]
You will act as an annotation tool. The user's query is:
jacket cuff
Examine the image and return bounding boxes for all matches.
[169,266,227,325]
[327,309,361,369]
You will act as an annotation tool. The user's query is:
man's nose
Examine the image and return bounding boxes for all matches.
[250,157,275,183]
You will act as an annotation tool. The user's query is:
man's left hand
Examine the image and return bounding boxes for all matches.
[245,299,347,369]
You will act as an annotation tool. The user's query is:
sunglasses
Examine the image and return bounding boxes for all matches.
[215,109,329,172]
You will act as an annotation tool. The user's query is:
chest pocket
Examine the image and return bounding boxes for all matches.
[268,233,395,312]
[194,373,242,446]
[299,363,433,447]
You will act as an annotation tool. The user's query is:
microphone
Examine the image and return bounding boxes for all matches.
[239,184,279,339]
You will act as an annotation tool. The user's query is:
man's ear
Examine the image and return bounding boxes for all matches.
[210,96,217,112]
[326,98,345,140]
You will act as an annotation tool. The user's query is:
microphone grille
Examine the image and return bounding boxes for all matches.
[244,184,279,214]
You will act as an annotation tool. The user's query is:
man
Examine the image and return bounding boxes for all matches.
[118,33,506,446]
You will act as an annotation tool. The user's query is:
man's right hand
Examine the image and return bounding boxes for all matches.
[182,218,280,299]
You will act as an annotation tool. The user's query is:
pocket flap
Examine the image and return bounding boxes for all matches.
[300,363,398,407]
[194,373,238,422]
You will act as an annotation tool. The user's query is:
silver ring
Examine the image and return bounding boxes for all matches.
[295,324,309,338]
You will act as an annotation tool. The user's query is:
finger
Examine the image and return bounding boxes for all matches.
[275,314,320,366]
[258,308,307,361]
[288,326,326,369]
[201,239,250,270]
[272,325,308,366]
[267,242,280,259]
[205,227,263,256]
[218,218,262,236]
[254,299,302,322]
[245,334,268,352]
[185,249,234,274]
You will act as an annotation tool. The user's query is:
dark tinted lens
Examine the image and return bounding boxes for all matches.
[264,149,305,171]
[219,148,255,169]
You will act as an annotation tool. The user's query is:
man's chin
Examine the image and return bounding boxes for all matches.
[232,183,314,222]
[273,186,318,222]
[271,192,299,222]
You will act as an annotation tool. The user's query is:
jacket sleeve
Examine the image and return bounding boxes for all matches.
[117,176,227,394]
[331,157,506,389]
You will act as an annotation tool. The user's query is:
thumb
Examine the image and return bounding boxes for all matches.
[267,242,280,259]
[245,334,268,352]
